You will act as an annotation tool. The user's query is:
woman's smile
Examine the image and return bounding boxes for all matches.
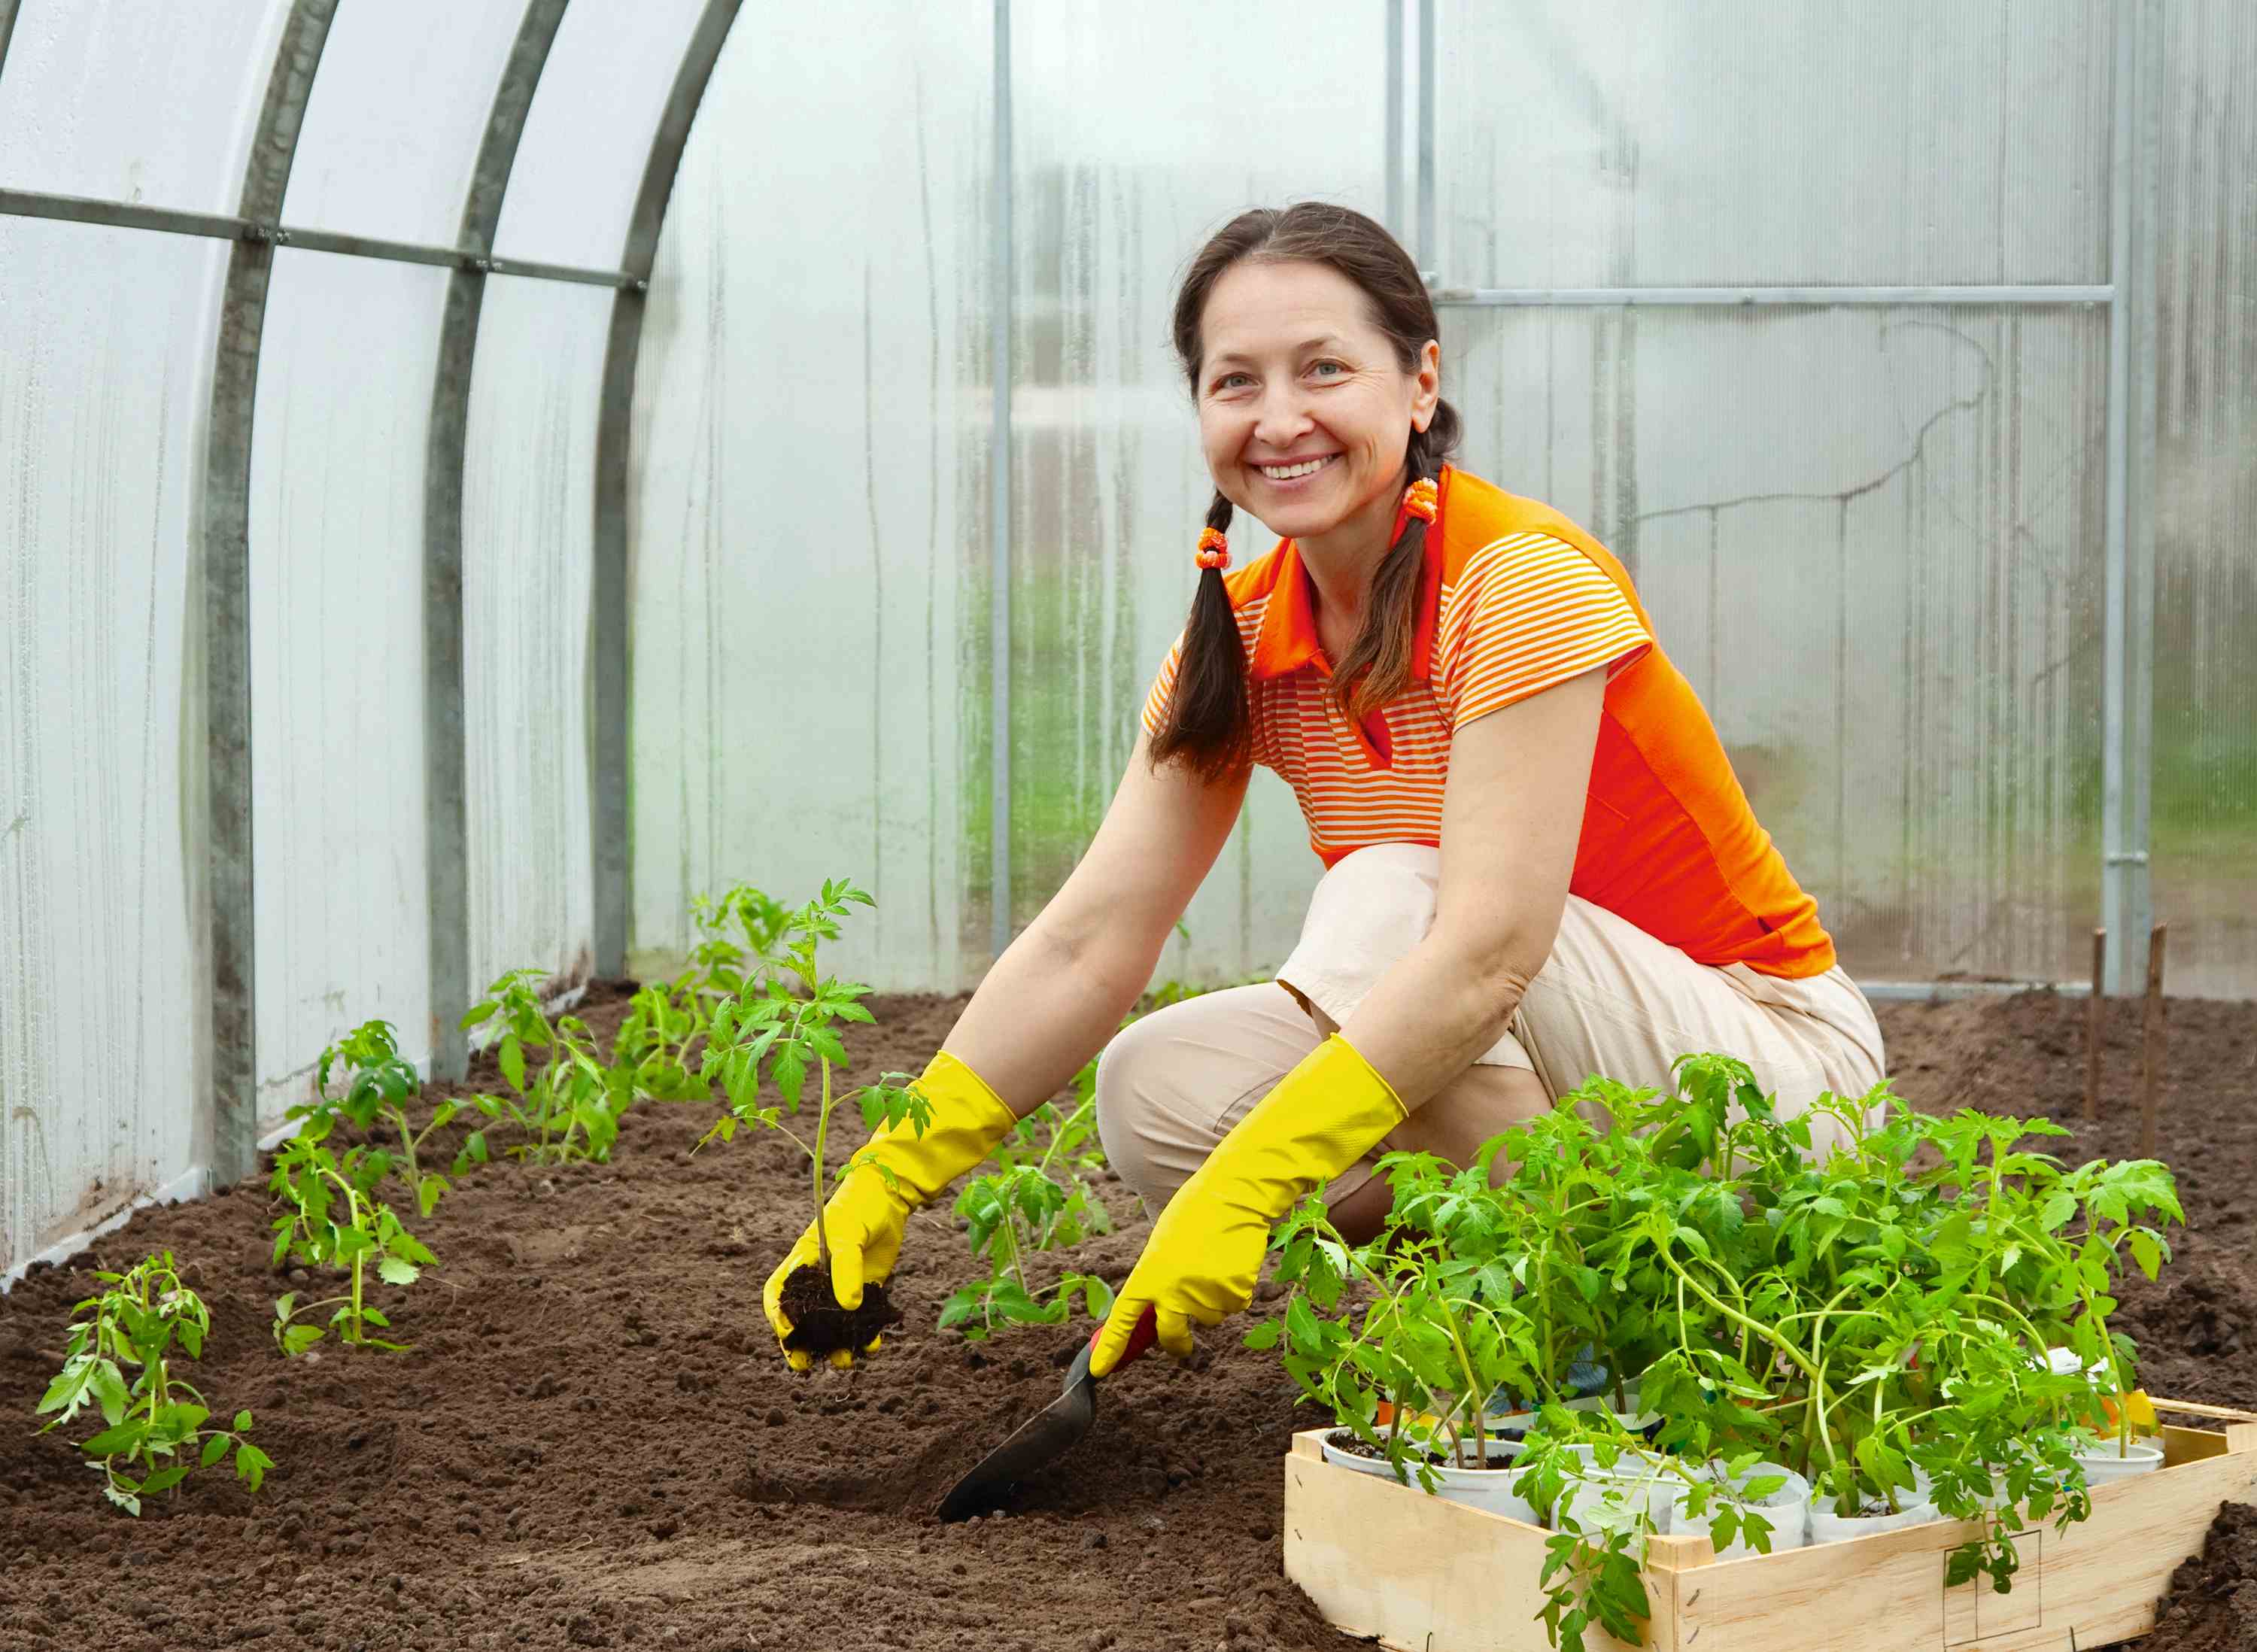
[1252,453,1341,485]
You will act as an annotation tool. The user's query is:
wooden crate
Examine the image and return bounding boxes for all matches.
[1283,1401,2257,1652]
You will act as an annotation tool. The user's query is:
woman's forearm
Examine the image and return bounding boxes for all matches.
[1337,922,1542,1110]
[939,924,1153,1119]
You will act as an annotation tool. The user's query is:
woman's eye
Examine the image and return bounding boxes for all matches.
[1309,360,1347,379]
[1214,372,1253,393]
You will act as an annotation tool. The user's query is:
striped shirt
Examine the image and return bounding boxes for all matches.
[1141,466,1836,979]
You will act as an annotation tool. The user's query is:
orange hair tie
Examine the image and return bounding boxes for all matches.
[1402,477,1439,523]
[1195,527,1231,572]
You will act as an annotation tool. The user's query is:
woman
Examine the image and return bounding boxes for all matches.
[761,203,1884,1375]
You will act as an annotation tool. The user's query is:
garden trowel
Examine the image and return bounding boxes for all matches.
[936,1304,1159,1521]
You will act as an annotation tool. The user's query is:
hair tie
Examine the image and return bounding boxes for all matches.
[1402,477,1439,523]
[1195,527,1231,572]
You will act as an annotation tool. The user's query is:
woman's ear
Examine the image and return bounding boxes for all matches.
[1411,339,1441,432]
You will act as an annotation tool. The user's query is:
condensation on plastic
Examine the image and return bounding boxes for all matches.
[248,250,448,1131]
[1434,0,2112,288]
[627,5,995,992]
[462,276,606,998]
[1447,303,2107,984]
[1006,0,1390,988]
[0,0,293,214]
[281,2,527,249]
[0,220,222,1274]
[2147,0,2257,1000]
[491,0,713,271]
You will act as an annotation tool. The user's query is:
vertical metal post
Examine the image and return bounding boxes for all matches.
[1384,0,1405,240]
[424,0,568,1080]
[989,0,1015,961]
[202,0,334,1187]
[2101,0,2155,995]
[1417,0,1436,273]
[591,0,744,980]
[0,0,20,89]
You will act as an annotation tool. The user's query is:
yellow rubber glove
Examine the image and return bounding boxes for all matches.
[1089,1034,1405,1376]
[763,1051,1016,1371]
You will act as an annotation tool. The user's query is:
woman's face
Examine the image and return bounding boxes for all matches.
[1193,258,1439,549]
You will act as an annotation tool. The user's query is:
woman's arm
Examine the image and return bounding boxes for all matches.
[1337,666,1604,1104]
[940,732,1247,1116]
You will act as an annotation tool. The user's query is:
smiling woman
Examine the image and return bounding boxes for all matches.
[759,201,1886,1399]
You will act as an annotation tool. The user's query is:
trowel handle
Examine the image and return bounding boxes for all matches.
[1064,1303,1159,1392]
[1089,1303,1160,1371]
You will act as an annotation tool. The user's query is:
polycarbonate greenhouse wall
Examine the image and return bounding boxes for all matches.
[2,0,2251,1280]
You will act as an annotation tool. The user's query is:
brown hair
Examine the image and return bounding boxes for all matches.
[1147,203,1463,782]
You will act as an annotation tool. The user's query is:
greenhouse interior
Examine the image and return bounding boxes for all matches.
[2,3,2254,1650]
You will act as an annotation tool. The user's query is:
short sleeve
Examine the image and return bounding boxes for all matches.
[1437,531,1652,728]
[1139,633,1186,739]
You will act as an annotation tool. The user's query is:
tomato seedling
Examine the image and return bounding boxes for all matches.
[269,1135,437,1354]
[35,1252,272,1514]
[615,882,797,1102]
[697,879,931,1350]
[287,1017,459,1217]
[460,968,633,1165]
[940,1059,1115,1339]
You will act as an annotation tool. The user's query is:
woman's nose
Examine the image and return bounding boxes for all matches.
[1252,385,1314,448]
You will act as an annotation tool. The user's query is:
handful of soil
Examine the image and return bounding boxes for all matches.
[778,1263,902,1359]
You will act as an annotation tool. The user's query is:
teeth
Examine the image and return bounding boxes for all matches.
[1259,457,1335,480]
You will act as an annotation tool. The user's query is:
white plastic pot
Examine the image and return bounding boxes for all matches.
[1666,1461,1812,1558]
[1490,1386,1663,1441]
[1426,1446,1539,1524]
[1807,1467,1939,1544]
[1319,1433,1406,1483]
[1320,1432,1536,1523]
[2075,1437,2165,1486]
[1551,1444,1676,1535]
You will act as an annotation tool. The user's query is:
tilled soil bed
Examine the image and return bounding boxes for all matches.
[0,986,2252,1652]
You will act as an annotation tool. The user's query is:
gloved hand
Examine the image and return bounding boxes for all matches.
[764,1051,1016,1370]
[1089,1034,1405,1376]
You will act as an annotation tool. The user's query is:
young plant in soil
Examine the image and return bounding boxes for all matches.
[288,1018,459,1217]
[615,882,797,1101]
[940,1056,1115,1339]
[35,1252,273,1514]
[696,877,932,1359]
[460,967,634,1165]
[269,1135,437,1355]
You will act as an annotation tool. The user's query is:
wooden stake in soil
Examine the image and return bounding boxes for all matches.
[2086,927,2106,1122]
[2141,922,2168,1158]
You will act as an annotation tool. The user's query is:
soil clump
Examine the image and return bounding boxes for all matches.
[776,1262,901,1357]
[0,985,2249,1650]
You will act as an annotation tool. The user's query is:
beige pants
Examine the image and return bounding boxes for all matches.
[1095,843,1886,1212]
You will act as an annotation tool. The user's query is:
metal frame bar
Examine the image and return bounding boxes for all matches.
[423,0,569,1083]
[1416,0,1435,273]
[1431,284,2114,308]
[1384,0,1404,239]
[0,0,20,87]
[2101,0,2158,997]
[202,0,335,1189]
[989,0,1016,961]
[0,187,638,288]
[591,0,745,979]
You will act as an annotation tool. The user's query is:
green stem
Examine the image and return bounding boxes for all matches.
[1657,1248,1824,1389]
[387,1105,421,1188]
[812,1056,834,1271]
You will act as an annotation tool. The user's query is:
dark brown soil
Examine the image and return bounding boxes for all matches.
[2152,1503,2257,1652]
[776,1263,901,1358]
[0,984,2249,1652]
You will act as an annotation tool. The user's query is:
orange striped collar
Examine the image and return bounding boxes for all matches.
[1247,466,1453,685]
